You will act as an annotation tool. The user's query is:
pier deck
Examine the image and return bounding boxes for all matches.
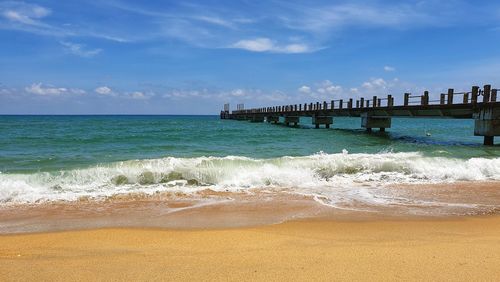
[221,85,500,145]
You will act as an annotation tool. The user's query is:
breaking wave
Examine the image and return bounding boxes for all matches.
[1,151,499,207]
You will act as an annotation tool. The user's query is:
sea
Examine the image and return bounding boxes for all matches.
[0,115,499,217]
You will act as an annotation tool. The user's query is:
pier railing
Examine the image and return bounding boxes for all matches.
[221,84,500,145]
[230,86,498,115]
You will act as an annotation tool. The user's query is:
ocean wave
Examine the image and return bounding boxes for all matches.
[0,151,499,206]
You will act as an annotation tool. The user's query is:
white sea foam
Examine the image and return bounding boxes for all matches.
[0,151,499,209]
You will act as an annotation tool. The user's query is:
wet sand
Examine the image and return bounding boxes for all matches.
[0,191,328,233]
[1,216,499,281]
[1,181,499,234]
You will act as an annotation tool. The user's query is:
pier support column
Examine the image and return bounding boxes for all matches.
[220,111,230,119]
[284,116,300,126]
[266,116,279,123]
[474,106,500,145]
[361,113,391,132]
[312,116,333,129]
[484,136,494,146]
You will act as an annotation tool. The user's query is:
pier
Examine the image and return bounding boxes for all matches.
[221,84,500,145]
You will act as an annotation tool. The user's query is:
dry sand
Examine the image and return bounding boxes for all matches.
[1,216,500,281]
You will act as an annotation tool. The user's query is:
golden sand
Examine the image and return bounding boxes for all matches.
[1,216,500,281]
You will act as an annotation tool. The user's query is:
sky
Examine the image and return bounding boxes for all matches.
[1,0,500,114]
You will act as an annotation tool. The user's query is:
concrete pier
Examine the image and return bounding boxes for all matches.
[223,84,500,145]
[312,116,333,128]
[266,116,279,123]
[220,103,230,119]
[474,106,500,145]
[284,116,300,126]
[361,113,391,132]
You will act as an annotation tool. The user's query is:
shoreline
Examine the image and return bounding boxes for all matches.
[1,181,499,234]
[1,215,500,281]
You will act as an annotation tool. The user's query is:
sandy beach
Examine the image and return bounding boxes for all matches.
[1,215,499,281]
[1,182,499,281]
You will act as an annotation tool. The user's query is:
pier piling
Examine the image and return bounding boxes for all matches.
[361,113,391,132]
[312,116,333,129]
[474,86,500,145]
[266,116,279,123]
[285,116,300,126]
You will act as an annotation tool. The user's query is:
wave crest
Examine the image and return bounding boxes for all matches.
[0,151,499,204]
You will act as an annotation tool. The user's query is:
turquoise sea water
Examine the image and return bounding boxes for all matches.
[1,115,499,173]
[0,115,499,207]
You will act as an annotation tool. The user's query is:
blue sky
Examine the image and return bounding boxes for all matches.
[1,0,500,114]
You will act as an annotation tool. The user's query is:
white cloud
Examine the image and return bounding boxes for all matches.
[132,91,146,99]
[281,43,309,53]
[94,86,155,100]
[125,91,154,100]
[95,86,111,95]
[218,88,254,99]
[1,3,50,26]
[25,83,66,96]
[231,89,245,97]
[0,2,127,42]
[316,80,342,94]
[280,2,445,34]
[230,37,311,54]
[0,87,13,96]
[362,78,388,90]
[226,89,288,102]
[193,16,235,29]
[25,83,85,96]
[31,6,50,18]
[70,88,86,95]
[356,77,418,99]
[161,87,289,103]
[60,41,102,58]
[162,89,212,99]
[298,80,343,99]
[298,85,311,94]
[384,65,396,72]
[4,10,35,25]
[231,38,273,52]
[94,86,116,96]
[293,77,418,102]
